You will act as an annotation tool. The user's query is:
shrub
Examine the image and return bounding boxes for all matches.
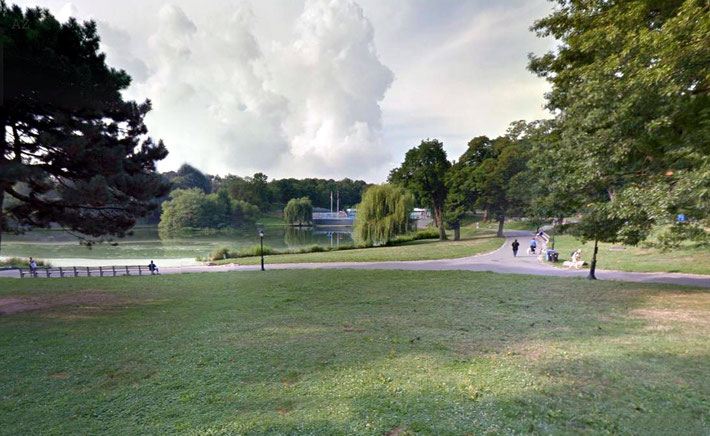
[241,244,275,256]
[210,247,231,261]
[411,229,439,240]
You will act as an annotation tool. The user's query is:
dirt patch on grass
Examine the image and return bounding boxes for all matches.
[631,309,710,326]
[630,293,710,327]
[0,291,141,316]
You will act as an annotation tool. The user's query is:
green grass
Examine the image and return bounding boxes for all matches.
[218,228,501,265]
[1,271,709,434]
[549,234,710,275]
[256,215,286,227]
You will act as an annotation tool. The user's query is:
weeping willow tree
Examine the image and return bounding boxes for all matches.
[284,197,313,227]
[354,184,414,245]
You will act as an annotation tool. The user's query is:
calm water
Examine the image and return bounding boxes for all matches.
[1,226,354,266]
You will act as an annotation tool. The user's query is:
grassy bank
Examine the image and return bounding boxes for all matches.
[549,234,710,275]
[0,257,50,268]
[208,229,441,261]
[217,227,501,265]
[1,270,708,434]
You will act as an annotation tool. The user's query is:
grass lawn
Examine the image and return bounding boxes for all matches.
[549,234,710,275]
[1,270,709,434]
[220,228,501,265]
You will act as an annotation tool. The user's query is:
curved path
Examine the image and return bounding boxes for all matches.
[2,231,709,287]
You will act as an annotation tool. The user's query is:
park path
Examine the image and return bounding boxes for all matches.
[2,230,709,288]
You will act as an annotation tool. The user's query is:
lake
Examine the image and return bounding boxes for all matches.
[0,226,354,266]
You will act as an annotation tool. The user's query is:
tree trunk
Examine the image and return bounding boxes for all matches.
[453,221,460,241]
[482,208,488,222]
[437,208,447,240]
[496,215,505,237]
[0,109,5,256]
[587,239,599,280]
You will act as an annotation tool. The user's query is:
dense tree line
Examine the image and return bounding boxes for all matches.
[152,164,369,230]
[387,131,530,241]
[158,188,258,232]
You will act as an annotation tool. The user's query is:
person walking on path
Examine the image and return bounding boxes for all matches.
[512,239,520,257]
[529,238,537,255]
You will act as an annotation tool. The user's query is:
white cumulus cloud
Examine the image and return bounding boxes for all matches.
[135,0,393,180]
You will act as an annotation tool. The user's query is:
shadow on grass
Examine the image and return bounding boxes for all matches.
[1,271,709,434]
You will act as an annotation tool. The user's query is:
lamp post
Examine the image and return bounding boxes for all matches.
[259,229,265,271]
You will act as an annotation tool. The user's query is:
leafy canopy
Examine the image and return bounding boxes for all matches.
[0,4,169,249]
[389,139,450,240]
[529,0,710,246]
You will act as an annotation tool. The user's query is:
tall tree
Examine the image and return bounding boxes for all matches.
[468,133,529,237]
[529,0,710,247]
[171,164,211,193]
[0,4,169,252]
[444,162,475,241]
[389,139,450,240]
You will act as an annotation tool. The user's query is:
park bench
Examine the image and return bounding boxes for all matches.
[17,265,154,278]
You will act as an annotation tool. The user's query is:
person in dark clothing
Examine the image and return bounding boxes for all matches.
[512,239,520,257]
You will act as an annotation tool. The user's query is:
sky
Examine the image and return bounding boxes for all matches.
[17,0,557,182]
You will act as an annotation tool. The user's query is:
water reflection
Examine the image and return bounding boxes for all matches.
[2,225,354,261]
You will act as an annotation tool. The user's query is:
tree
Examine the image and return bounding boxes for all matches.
[158,188,258,231]
[529,0,710,247]
[389,139,450,240]
[0,4,169,252]
[171,164,211,193]
[444,162,475,241]
[284,197,313,227]
[354,184,414,246]
[468,132,529,237]
[570,202,645,280]
[158,189,208,231]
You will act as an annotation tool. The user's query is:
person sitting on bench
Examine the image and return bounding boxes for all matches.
[29,257,38,277]
[148,260,159,275]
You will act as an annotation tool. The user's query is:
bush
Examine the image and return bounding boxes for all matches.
[210,247,231,261]
[240,244,275,257]
[411,229,439,240]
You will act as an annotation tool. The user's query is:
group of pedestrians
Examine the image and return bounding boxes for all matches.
[511,231,545,258]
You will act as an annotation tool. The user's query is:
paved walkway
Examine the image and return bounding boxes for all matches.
[2,231,709,287]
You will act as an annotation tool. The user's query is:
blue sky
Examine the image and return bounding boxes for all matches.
[16,0,556,181]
